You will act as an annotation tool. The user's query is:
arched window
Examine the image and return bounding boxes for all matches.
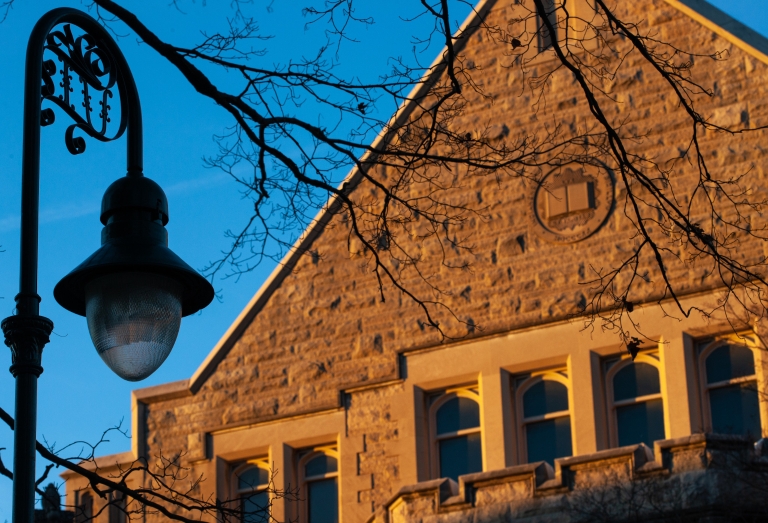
[300,449,339,523]
[75,491,93,523]
[431,390,483,481]
[109,491,126,523]
[701,341,762,439]
[235,460,270,523]
[518,375,572,465]
[609,357,665,448]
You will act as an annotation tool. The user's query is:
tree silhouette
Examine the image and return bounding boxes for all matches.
[2,0,768,520]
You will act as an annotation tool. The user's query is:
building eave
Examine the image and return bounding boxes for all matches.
[60,451,136,479]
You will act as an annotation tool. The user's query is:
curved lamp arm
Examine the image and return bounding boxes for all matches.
[18,7,143,318]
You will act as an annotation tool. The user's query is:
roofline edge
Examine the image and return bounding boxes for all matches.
[664,0,768,65]
[184,0,499,394]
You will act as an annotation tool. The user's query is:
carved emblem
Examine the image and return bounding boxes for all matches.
[528,164,614,243]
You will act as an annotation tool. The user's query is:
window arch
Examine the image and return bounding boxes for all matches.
[700,340,762,439]
[607,355,666,448]
[108,491,126,523]
[234,459,271,523]
[429,389,483,481]
[517,373,573,465]
[299,447,339,523]
[75,491,93,523]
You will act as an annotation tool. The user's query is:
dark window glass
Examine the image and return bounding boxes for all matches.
[438,432,482,481]
[616,398,665,447]
[76,493,93,523]
[241,491,269,523]
[436,397,480,434]
[305,454,337,478]
[706,345,755,384]
[613,362,661,402]
[537,0,557,50]
[109,492,126,523]
[238,467,269,490]
[523,380,569,418]
[710,382,761,438]
[526,416,572,465]
[307,478,338,523]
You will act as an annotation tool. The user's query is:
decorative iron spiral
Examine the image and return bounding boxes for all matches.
[40,23,126,155]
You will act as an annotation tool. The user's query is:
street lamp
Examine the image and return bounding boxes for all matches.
[1,8,214,523]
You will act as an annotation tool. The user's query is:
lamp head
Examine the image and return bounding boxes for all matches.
[54,174,214,381]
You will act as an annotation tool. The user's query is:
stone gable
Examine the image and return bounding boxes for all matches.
[75,2,768,521]
[141,0,768,455]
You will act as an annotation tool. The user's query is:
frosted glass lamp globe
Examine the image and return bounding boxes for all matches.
[85,272,182,381]
[54,175,214,381]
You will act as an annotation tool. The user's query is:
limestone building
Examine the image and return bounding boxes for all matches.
[64,0,768,521]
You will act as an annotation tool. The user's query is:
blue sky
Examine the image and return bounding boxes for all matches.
[0,0,765,520]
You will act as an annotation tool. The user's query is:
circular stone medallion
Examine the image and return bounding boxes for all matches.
[528,164,614,243]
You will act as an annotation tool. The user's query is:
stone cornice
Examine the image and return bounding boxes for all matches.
[60,451,136,479]
[368,433,767,523]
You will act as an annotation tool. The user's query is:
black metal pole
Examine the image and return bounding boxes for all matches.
[1,9,143,523]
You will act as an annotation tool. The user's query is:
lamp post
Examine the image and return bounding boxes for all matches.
[1,8,215,523]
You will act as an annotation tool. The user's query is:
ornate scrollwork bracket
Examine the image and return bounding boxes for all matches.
[40,22,127,156]
[1,315,54,377]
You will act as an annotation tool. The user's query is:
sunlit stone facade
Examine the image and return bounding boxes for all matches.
[65,1,768,521]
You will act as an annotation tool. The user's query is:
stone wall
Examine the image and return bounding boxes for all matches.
[347,383,405,512]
